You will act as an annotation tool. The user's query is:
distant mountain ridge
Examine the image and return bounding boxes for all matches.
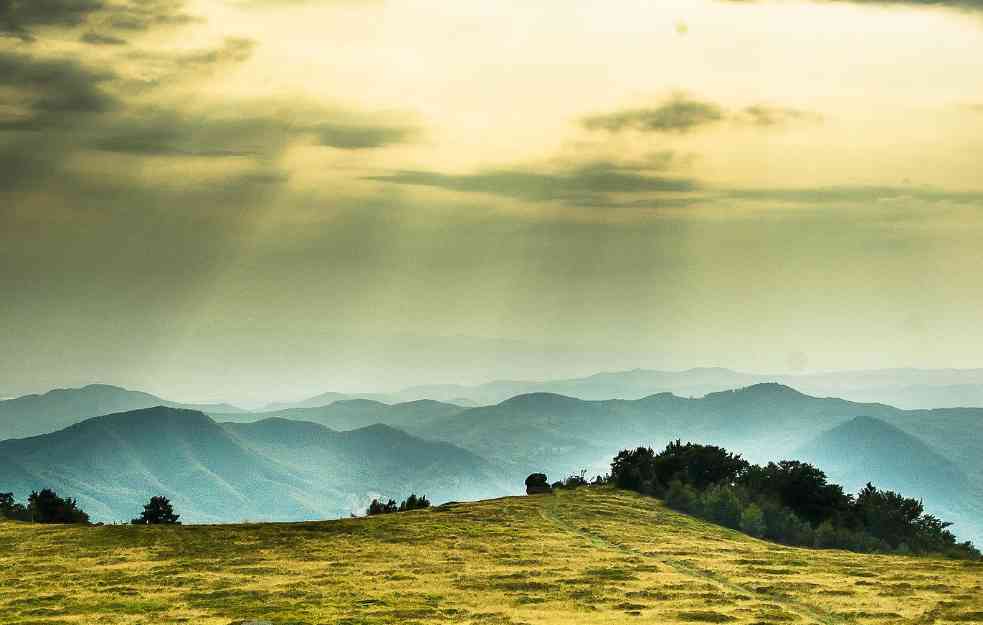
[271,367,983,410]
[0,384,246,441]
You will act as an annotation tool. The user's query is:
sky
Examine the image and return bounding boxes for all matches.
[2,0,983,404]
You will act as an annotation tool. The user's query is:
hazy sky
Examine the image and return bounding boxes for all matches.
[2,0,983,403]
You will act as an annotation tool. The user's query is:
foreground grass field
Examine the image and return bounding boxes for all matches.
[1,488,981,625]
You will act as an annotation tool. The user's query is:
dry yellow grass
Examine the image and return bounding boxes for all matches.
[1,487,981,625]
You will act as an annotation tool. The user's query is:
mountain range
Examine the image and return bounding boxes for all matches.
[1,380,981,543]
[0,407,504,523]
[0,384,246,441]
[266,367,983,410]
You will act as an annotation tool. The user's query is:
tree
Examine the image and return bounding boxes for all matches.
[367,498,398,515]
[0,492,30,521]
[398,494,431,512]
[27,489,89,524]
[131,496,181,525]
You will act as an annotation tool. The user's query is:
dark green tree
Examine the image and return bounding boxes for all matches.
[0,492,30,521]
[27,489,89,524]
[131,496,181,525]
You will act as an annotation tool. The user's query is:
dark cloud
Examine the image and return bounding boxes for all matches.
[101,0,197,31]
[80,31,126,44]
[0,51,118,121]
[368,162,698,207]
[90,111,291,157]
[1,0,104,40]
[583,95,725,133]
[316,122,416,149]
[1,0,195,40]
[584,95,822,134]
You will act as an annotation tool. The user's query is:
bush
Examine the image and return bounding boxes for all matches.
[740,503,766,538]
[27,489,89,524]
[664,480,700,513]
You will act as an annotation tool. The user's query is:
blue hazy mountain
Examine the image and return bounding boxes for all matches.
[0,384,246,440]
[212,399,466,430]
[0,407,504,523]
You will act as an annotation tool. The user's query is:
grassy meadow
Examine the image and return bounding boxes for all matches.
[1,487,981,625]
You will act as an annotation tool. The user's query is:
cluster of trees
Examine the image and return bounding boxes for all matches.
[0,489,89,524]
[611,441,981,560]
[366,493,431,516]
[1,490,181,526]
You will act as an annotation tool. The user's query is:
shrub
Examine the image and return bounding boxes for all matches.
[740,503,766,538]
[701,484,743,529]
[525,473,552,495]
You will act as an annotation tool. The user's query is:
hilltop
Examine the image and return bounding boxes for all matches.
[1,487,980,625]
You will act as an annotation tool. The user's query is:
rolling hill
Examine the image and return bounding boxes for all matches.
[0,407,504,523]
[1,488,981,625]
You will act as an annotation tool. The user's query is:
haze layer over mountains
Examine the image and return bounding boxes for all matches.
[1,367,981,545]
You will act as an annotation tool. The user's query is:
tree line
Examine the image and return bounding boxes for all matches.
[609,441,981,560]
[1,490,180,525]
[365,493,431,515]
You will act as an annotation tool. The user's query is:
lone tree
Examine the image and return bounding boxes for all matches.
[27,489,90,524]
[525,473,552,495]
[132,496,181,525]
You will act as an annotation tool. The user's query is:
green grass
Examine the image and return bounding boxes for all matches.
[1,487,981,624]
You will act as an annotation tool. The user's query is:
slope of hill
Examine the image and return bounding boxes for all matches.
[0,407,503,523]
[0,384,246,440]
[212,398,466,430]
[1,488,980,625]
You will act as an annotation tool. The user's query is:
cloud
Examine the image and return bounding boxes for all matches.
[368,161,699,208]
[583,95,725,133]
[80,31,127,45]
[723,185,983,205]
[583,94,822,135]
[1,0,196,41]
[1,0,104,40]
[316,122,417,149]
[738,105,823,127]
[0,51,118,120]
